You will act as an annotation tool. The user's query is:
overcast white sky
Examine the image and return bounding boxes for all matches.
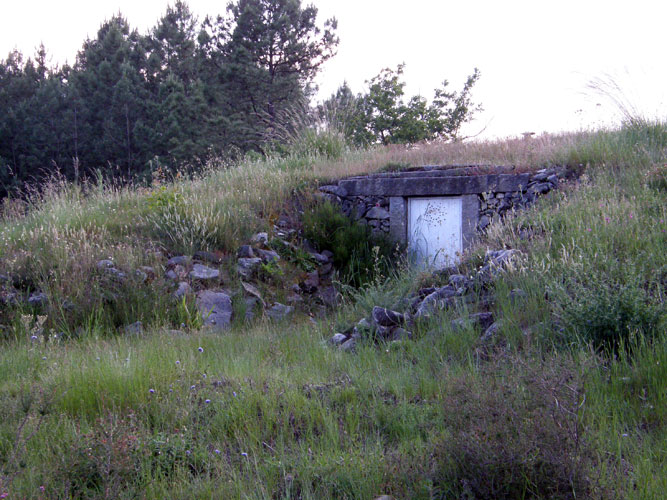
[2,0,666,139]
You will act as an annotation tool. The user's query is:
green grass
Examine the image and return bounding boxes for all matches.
[0,121,666,498]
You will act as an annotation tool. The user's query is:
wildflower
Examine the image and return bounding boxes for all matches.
[30,335,38,340]
[214,448,221,454]
[96,357,100,361]
[190,385,196,390]
[233,391,237,397]
[39,486,45,492]
[205,399,211,404]
[198,347,204,353]
[42,356,46,360]
[605,217,610,223]
[175,360,180,365]
[186,450,191,455]
[241,452,248,457]
[149,388,155,394]
[202,373,207,379]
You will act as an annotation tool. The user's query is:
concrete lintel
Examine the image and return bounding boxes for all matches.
[389,197,407,246]
[338,174,531,197]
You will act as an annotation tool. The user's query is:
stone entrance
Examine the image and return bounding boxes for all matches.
[318,165,566,269]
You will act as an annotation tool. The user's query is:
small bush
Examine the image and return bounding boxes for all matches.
[302,201,396,287]
[554,278,664,352]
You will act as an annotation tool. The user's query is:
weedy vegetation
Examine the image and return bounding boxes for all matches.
[0,118,665,498]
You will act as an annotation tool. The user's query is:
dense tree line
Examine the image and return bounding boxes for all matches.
[0,0,338,196]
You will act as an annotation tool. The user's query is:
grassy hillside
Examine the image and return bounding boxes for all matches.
[0,121,665,498]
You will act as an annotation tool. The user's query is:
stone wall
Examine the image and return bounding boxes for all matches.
[318,165,568,249]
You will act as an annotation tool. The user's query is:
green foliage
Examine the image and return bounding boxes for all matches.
[555,278,664,352]
[302,200,396,287]
[322,64,482,147]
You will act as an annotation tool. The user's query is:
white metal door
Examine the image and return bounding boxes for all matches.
[408,196,462,268]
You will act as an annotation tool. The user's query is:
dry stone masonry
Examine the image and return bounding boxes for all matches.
[318,165,568,256]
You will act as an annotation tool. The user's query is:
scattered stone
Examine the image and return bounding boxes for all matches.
[96,259,114,269]
[194,250,221,264]
[300,271,320,293]
[240,281,265,307]
[244,297,259,321]
[317,285,339,307]
[189,263,220,281]
[388,327,412,341]
[167,255,189,267]
[165,269,179,281]
[480,320,503,342]
[28,292,48,308]
[265,302,293,321]
[331,333,347,345]
[340,338,357,352]
[308,252,330,264]
[124,321,143,336]
[250,232,269,245]
[105,267,126,281]
[237,245,255,258]
[196,290,233,331]
[318,262,333,276]
[134,269,148,283]
[139,266,156,279]
[510,288,527,304]
[415,286,457,319]
[321,250,334,260]
[372,306,406,327]
[256,248,280,263]
[174,281,192,299]
[236,257,262,279]
[451,312,495,332]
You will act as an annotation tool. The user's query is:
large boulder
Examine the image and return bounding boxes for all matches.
[196,290,233,330]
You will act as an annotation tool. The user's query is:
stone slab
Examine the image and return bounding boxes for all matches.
[338,174,531,197]
[389,197,407,245]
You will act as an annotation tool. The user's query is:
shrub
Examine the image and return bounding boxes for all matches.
[302,200,396,287]
[554,278,664,352]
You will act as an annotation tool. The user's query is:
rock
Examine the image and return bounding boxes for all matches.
[372,306,406,327]
[124,321,143,336]
[356,317,373,331]
[532,171,549,181]
[300,271,320,293]
[321,250,334,260]
[318,262,333,276]
[237,245,255,258]
[388,327,412,341]
[331,333,347,345]
[0,272,10,283]
[236,257,262,279]
[286,294,303,304]
[510,288,527,304]
[189,263,220,281]
[451,312,495,332]
[308,252,330,264]
[480,320,503,342]
[480,249,522,278]
[478,215,491,230]
[240,281,265,307]
[317,286,339,307]
[250,232,269,245]
[139,266,156,279]
[28,292,48,308]
[194,250,221,264]
[319,184,348,198]
[340,338,357,352]
[165,269,179,281]
[256,248,280,263]
[105,267,126,281]
[174,281,192,299]
[167,255,189,267]
[96,259,114,269]
[265,302,293,321]
[414,286,457,319]
[365,206,390,220]
[197,290,233,331]
[134,269,148,283]
[244,297,259,321]
[448,274,470,290]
